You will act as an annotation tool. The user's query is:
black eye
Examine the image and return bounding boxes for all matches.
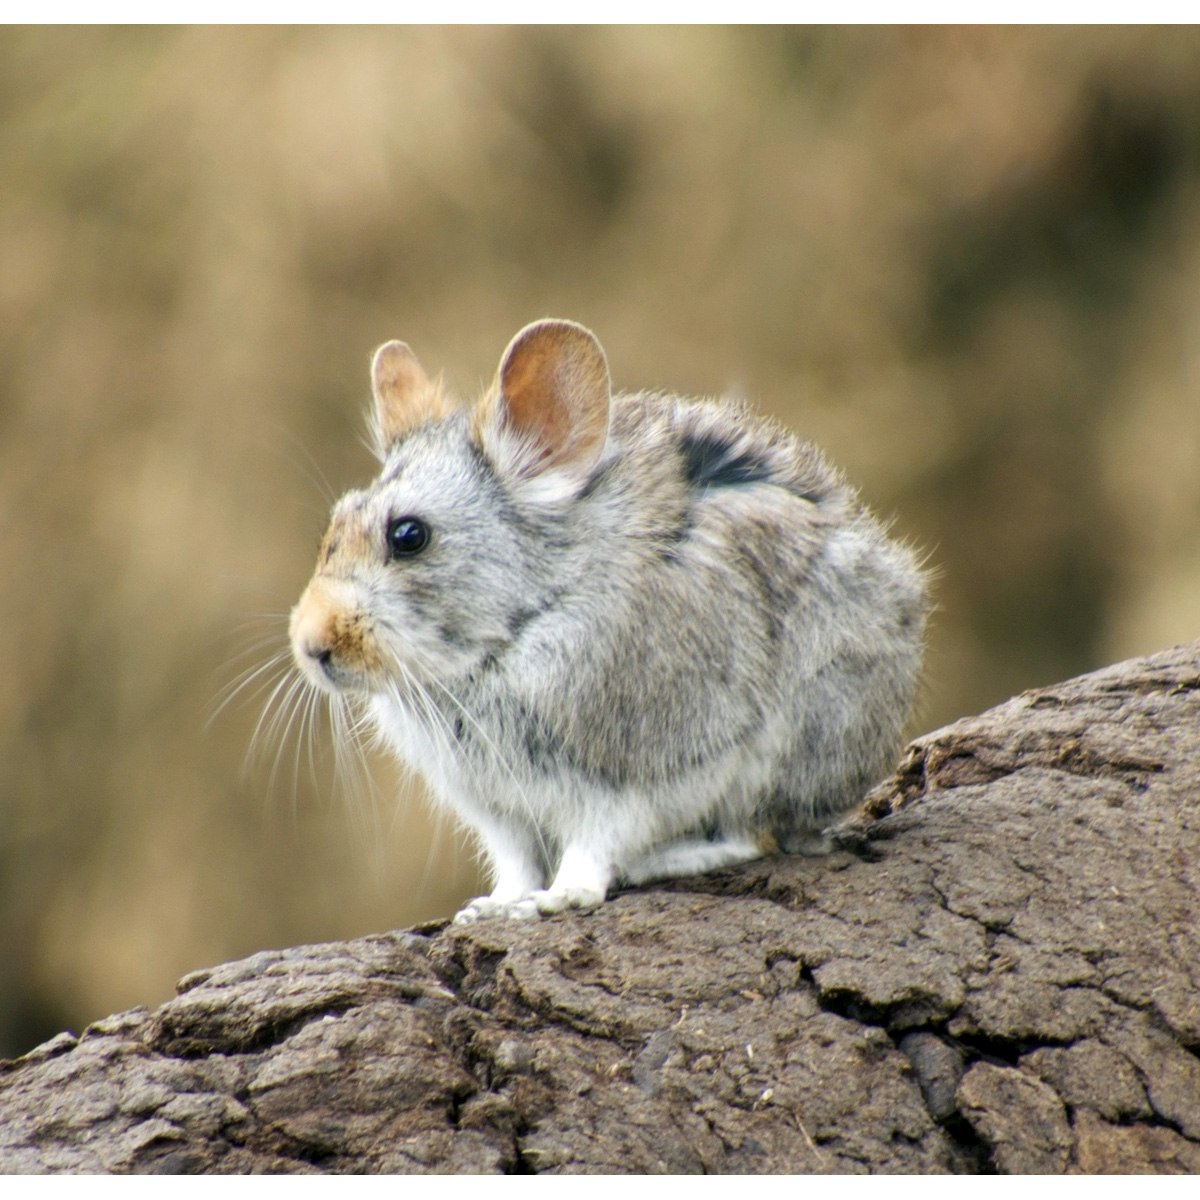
[386,516,429,559]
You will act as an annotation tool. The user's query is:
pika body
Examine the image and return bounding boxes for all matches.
[289,320,926,922]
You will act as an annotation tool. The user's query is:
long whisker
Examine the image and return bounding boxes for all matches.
[405,657,550,874]
[381,668,480,897]
[265,673,312,804]
[333,696,382,851]
[209,646,294,731]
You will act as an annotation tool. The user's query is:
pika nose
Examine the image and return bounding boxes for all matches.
[291,604,333,678]
[304,642,334,676]
[290,581,356,688]
[294,631,335,678]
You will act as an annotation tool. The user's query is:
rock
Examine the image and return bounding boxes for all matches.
[3,641,1197,1174]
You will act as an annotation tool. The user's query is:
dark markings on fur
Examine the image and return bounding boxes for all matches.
[461,434,497,484]
[506,606,543,639]
[449,598,563,704]
[393,579,438,622]
[681,430,773,491]
[437,623,469,649]
[398,565,439,595]
[518,695,765,789]
[577,461,614,500]
[465,437,577,551]
[897,598,923,632]
[736,540,788,644]
[682,430,835,505]
[523,713,583,780]
[521,706,634,790]
[379,424,449,483]
[463,441,536,533]
[653,514,694,563]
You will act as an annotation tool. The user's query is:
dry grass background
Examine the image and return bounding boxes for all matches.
[2,26,1198,1057]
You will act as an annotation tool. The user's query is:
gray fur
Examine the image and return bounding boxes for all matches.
[289,321,927,920]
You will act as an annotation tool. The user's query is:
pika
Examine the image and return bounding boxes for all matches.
[289,320,926,921]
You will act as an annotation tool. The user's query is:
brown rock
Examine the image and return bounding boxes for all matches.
[3,641,1198,1173]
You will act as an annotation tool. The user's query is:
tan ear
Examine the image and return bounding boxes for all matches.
[370,340,442,447]
[475,320,610,494]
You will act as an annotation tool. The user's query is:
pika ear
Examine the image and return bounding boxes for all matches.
[370,340,443,449]
[475,319,611,498]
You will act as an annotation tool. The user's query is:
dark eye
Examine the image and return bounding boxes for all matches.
[386,516,429,559]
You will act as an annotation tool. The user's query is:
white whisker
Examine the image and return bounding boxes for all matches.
[209,647,294,732]
[419,671,551,869]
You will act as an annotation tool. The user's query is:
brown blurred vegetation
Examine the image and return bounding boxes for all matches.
[2,27,1198,1058]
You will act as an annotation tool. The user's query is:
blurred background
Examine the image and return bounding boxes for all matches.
[2,26,1198,1058]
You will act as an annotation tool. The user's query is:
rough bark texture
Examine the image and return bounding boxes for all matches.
[3,642,1198,1174]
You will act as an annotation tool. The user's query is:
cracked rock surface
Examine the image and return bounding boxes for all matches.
[2,641,1198,1173]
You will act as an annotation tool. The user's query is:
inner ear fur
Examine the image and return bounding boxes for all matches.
[371,340,443,447]
[476,319,611,484]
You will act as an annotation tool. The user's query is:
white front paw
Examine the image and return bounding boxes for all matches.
[452,884,606,922]
[453,894,540,923]
[532,886,605,915]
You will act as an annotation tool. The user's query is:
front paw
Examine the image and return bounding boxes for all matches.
[531,886,605,915]
[452,894,540,923]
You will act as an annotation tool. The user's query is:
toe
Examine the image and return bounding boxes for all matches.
[533,886,604,915]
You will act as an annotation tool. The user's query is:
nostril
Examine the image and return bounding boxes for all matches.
[301,641,335,678]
